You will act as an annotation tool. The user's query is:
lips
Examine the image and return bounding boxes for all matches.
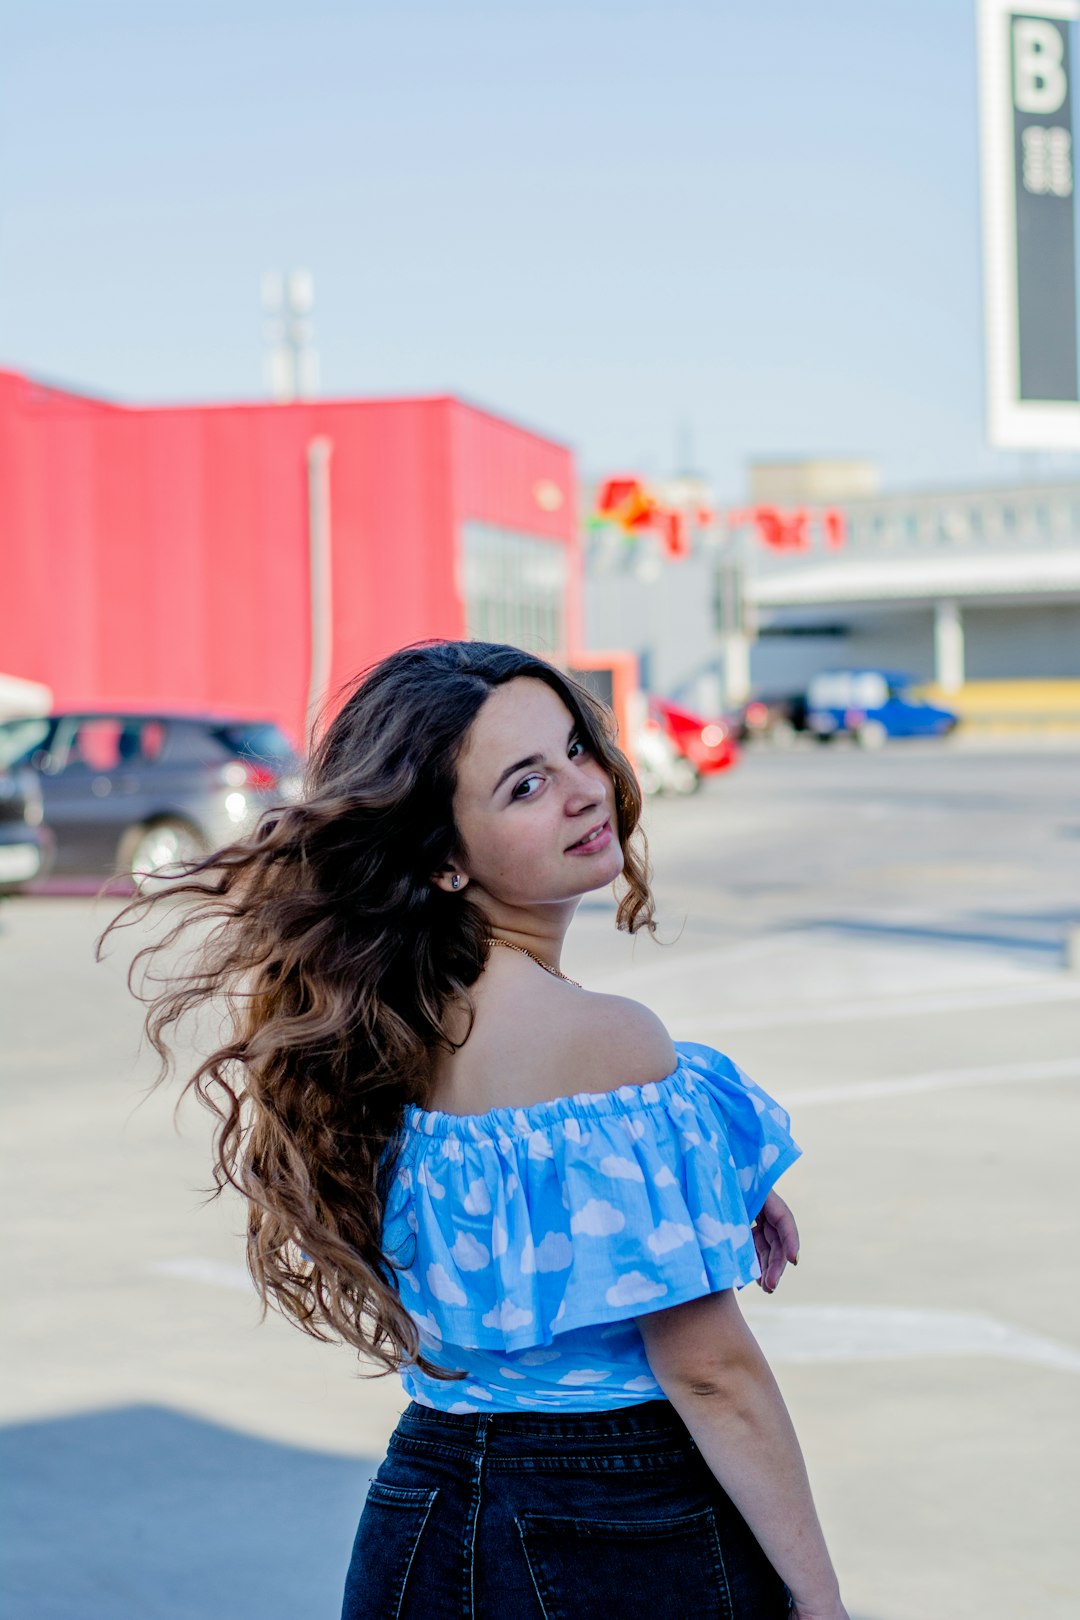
[566,817,612,853]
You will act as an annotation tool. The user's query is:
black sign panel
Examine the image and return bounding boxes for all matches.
[1012,14,1079,400]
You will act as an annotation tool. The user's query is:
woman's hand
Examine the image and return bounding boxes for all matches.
[790,1600,849,1620]
[753,1189,800,1293]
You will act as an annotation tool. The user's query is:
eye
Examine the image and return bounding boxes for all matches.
[568,736,589,760]
[511,773,544,800]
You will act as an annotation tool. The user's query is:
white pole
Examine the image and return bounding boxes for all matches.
[934,599,965,693]
[305,437,334,749]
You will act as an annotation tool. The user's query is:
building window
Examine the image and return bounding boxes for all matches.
[460,523,569,656]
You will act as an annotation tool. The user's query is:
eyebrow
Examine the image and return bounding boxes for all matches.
[492,724,578,797]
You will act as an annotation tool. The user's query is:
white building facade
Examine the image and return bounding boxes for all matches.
[583,477,1080,711]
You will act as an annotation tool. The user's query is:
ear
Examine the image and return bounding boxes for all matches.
[431,869,468,894]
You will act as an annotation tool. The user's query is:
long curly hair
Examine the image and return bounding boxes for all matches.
[97,640,654,1378]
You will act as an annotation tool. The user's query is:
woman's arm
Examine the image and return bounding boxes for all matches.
[637,1289,848,1620]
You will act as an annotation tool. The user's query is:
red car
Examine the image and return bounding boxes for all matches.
[648,698,739,792]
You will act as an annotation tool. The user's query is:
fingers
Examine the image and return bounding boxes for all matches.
[763,1189,801,1265]
[764,1221,785,1291]
[753,1214,785,1291]
[752,1222,770,1286]
[753,1190,802,1291]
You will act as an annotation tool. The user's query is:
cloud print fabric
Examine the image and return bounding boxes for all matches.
[382,1042,801,1414]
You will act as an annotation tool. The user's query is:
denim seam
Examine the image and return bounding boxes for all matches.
[708,1509,735,1620]
[390,1435,482,1465]
[487,1450,692,1474]
[465,1414,488,1620]
[515,1517,551,1619]
[392,1488,439,1620]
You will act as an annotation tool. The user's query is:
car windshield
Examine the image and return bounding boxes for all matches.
[212,722,297,763]
[0,718,53,768]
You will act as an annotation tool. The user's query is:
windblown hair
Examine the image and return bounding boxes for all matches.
[97,640,654,1377]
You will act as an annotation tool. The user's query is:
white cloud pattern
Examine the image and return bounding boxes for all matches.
[605,1272,668,1307]
[570,1199,626,1237]
[694,1214,750,1249]
[646,1220,696,1256]
[408,1308,443,1344]
[481,1300,535,1332]
[426,1263,467,1306]
[534,1231,573,1272]
[463,1178,491,1215]
[599,1154,645,1182]
[386,1041,798,1412]
[451,1231,491,1271]
[416,1162,445,1200]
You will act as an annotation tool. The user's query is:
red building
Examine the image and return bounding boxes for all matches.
[0,369,580,749]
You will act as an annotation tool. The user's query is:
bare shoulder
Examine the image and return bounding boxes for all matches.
[427,966,677,1114]
[568,991,678,1093]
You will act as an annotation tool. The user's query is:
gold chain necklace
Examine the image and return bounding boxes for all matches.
[484,937,582,988]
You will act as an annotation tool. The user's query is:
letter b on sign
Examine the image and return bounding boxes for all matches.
[1014,18,1068,114]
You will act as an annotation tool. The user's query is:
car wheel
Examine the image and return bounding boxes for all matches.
[636,763,664,796]
[119,819,209,891]
[855,720,888,750]
[669,756,702,795]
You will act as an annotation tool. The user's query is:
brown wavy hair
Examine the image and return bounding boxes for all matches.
[96,640,654,1378]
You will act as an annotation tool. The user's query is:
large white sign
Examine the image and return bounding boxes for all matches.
[978,0,1080,447]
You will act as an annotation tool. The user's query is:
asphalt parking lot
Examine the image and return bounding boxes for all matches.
[2,738,1078,1620]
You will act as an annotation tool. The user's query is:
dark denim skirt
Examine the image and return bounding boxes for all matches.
[341,1399,791,1619]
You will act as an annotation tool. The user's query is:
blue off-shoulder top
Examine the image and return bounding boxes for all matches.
[382,1041,801,1414]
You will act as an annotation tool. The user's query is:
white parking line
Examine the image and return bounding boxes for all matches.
[744,1304,1080,1374]
[675,977,1080,1034]
[785,1056,1080,1108]
[152,1257,252,1291]
[152,1259,1080,1375]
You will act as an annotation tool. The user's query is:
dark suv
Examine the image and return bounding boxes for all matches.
[0,761,53,895]
[0,711,304,887]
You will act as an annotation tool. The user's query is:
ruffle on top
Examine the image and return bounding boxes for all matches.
[383,1041,801,1356]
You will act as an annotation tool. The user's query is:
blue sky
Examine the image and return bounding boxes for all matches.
[3,0,1077,495]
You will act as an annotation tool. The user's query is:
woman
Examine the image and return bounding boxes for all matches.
[102,640,847,1620]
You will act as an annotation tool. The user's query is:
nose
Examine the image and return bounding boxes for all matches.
[564,756,606,816]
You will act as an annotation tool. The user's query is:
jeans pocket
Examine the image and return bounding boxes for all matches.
[516,1507,732,1620]
[340,1481,439,1620]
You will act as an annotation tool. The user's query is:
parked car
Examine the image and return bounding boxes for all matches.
[0,760,53,895]
[0,711,305,886]
[805,670,958,747]
[649,698,739,791]
[733,692,809,746]
[633,715,695,796]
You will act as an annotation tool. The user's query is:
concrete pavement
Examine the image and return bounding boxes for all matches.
[2,741,1078,1619]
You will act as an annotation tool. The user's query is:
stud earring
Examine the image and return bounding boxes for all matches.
[451,874,462,890]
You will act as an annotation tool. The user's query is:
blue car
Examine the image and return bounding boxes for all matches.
[806,669,958,748]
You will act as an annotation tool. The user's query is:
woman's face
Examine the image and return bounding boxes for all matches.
[449,677,624,911]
